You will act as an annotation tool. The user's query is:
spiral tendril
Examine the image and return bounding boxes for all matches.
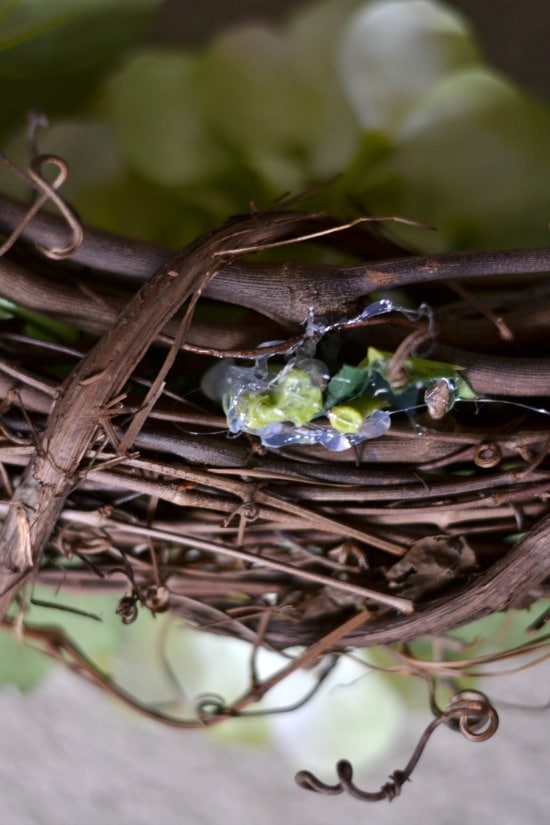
[0,152,83,259]
[295,690,499,804]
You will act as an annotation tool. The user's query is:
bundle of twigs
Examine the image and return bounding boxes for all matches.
[0,153,549,801]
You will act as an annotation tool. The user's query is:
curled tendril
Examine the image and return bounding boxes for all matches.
[0,152,83,259]
[443,690,499,741]
[115,593,139,625]
[473,441,502,469]
[295,690,499,804]
[195,693,230,723]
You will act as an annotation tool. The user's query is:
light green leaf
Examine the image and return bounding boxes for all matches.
[286,0,362,176]
[199,25,306,152]
[197,24,311,193]
[357,67,550,249]
[107,50,231,187]
[339,0,480,135]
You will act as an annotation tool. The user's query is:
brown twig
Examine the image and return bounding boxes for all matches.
[0,211,333,614]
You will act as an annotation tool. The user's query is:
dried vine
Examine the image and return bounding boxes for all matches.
[0,153,549,804]
[296,689,499,802]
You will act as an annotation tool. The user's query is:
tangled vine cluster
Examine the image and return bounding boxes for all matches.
[0,151,549,802]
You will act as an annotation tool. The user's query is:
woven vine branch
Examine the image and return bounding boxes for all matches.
[0,152,549,804]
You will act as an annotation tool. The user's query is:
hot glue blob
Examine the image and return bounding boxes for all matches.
[201,300,477,452]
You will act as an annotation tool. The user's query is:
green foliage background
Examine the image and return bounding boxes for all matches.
[2,0,550,249]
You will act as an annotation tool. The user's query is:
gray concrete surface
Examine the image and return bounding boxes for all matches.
[0,661,548,825]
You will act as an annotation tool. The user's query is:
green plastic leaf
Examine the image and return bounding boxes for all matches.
[0,0,163,139]
[361,347,464,381]
[0,296,79,343]
[0,297,15,319]
[339,0,480,135]
[324,363,372,408]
